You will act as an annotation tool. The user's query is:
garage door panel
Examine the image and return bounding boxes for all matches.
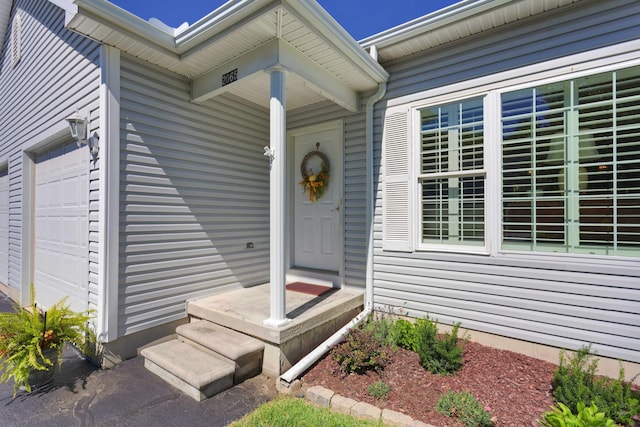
[34,141,88,313]
[0,169,9,285]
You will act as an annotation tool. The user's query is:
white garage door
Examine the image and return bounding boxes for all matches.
[33,141,89,313]
[0,168,9,285]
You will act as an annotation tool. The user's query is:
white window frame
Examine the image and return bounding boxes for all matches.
[497,66,640,258]
[385,40,640,262]
[411,95,491,255]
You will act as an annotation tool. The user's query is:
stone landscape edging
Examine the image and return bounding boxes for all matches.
[278,380,437,427]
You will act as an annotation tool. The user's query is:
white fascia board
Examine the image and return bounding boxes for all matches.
[284,0,388,84]
[175,0,274,52]
[71,0,176,49]
[360,0,511,49]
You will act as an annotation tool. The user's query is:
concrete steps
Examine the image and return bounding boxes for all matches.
[141,321,265,401]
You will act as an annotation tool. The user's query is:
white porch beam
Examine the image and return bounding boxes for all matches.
[263,68,290,328]
[191,39,280,103]
[191,39,359,111]
[277,39,359,112]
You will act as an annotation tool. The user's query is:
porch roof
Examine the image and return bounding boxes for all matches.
[63,0,388,112]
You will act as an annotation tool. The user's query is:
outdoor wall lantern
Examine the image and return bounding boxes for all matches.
[65,109,99,156]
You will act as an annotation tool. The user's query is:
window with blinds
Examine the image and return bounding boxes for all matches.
[501,65,640,256]
[419,98,485,247]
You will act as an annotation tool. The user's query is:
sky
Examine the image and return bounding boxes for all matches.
[108,0,460,41]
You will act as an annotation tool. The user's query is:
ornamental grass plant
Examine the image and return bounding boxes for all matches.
[0,285,95,395]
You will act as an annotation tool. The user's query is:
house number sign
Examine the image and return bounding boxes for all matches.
[222,68,238,86]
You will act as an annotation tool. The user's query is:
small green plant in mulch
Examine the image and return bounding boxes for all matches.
[538,401,615,427]
[551,345,640,426]
[367,380,391,400]
[414,315,466,375]
[332,324,392,375]
[436,390,494,427]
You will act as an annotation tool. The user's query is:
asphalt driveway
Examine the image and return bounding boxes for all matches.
[0,291,277,427]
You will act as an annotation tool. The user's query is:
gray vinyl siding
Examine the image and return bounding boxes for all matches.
[0,0,100,306]
[289,100,368,289]
[374,0,640,363]
[383,0,639,100]
[119,55,270,335]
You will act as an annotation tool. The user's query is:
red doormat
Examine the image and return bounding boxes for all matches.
[286,282,334,296]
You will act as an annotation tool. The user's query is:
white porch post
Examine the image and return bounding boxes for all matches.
[264,68,290,327]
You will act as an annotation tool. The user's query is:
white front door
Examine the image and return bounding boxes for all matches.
[33,141,89,312]
[292,124,343,272]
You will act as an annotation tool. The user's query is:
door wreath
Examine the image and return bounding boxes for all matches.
[299,143,330,202]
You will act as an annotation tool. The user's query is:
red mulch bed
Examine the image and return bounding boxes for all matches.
[302,341,558,426]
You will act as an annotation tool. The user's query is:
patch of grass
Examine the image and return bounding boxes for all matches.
[229,396,388,427]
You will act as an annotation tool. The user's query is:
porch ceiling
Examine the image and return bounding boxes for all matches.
[65,0,388,111]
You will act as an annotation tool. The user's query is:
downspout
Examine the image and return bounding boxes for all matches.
[279,46,387,387]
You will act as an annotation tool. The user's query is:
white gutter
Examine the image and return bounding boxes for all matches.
[288,0,388,84]
[279,56,387,386]
[360,0,512,50]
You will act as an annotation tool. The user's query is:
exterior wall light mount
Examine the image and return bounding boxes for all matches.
[65,109,99,156]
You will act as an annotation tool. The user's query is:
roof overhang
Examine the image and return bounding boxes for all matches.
[63,0,388,112]
[0,0,14,54]
[360,0,582,64]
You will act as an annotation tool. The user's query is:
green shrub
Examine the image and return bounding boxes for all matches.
[538,402,616,427]
[414,315,465,375]
[551,345,640,426]
[436,390,493,427]
[361,313,398,348]
[332,326,392,375]
[367,381,390,400]
[392,319,419,352]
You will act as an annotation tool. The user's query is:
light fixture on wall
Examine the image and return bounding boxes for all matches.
[65,109,99,156]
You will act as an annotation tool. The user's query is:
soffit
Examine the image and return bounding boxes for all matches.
[360,0,583,64]
[0,0,13,55]
[65,0,387,111]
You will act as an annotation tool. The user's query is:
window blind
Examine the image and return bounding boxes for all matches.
[501,65,640,256]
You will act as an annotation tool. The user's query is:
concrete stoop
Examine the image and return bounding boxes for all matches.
[140,321,265,401]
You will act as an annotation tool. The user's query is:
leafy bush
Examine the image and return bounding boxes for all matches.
[538,402,615,427]
[367,381,390,400]
[392,319,419,352]
[436,390,493,427]
[332,326,392,375]
[361,313,398,348]
[551,345,640,426]
[414,316,465,375]
[0,285,94,395]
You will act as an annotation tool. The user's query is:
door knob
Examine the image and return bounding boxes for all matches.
[331,206,340,212]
